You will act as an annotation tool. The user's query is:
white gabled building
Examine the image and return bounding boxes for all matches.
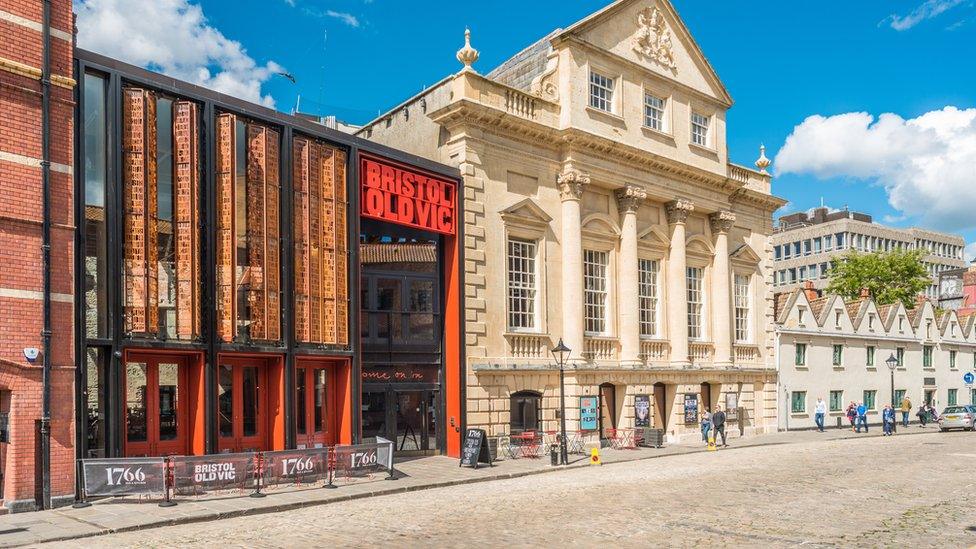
[774,283,976,430]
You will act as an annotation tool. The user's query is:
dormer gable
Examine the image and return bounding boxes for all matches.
[820,295,855,332]
[852,300,883,335]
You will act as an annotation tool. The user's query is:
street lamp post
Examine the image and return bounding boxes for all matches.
[551,339,571,466]
[886,353,898,433]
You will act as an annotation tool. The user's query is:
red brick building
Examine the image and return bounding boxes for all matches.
[0,0,76,510]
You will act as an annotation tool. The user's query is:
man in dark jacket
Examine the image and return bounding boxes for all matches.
[712,406,727,447]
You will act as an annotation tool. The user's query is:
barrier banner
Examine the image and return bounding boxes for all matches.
[262,448,329,488]
[170,452,255,494]
[80,457,167,497]
[334,438,393,479]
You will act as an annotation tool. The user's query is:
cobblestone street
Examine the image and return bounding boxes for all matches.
[42,431,976,548]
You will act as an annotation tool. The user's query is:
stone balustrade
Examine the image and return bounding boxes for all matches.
[504,332,552,360]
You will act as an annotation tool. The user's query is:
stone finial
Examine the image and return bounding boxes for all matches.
[616,185,647,214]
[557,168,590,201]
[665,199,694,224]
[755,144,771,174]
[456,28,480,72]
[709,210,736,233]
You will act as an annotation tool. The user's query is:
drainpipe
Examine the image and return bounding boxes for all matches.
[40,0,53,510]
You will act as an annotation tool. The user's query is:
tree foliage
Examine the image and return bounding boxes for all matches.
[825,249,930,307]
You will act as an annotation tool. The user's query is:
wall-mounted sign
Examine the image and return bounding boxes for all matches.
[580,396,599,431]
[634,394,651,428]
[725,393,739,420]
[362,364,439,383]
[683,393,699,425]
[360,155,456,235]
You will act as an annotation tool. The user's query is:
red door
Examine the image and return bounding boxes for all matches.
[217,358,269,452]
[296,364,335,448]
[124,356,189,456]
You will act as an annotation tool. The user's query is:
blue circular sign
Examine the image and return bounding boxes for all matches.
[964,372,974,384]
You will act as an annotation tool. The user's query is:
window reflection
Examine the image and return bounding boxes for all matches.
[126,362,148,443]
[83,73,108,339]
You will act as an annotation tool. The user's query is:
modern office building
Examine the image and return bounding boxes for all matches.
[772,207,967,298]
[775,283,976,431]
[360,0,786,443]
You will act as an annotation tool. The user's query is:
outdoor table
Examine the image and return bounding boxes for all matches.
[508,432,543,458]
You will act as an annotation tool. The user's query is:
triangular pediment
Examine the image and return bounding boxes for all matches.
[559,0,732,106]
[500,198,553,227]
[730,242,761,263]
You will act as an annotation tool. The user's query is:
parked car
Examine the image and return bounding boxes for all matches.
[938,406,976,432]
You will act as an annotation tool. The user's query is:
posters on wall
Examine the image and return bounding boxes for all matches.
[683,393,699,424]
[580,396,599,430]
[634,394,651,428]
[726,393,739,420]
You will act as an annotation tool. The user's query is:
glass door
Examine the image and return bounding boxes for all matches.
[395,390,438,455]
[217,358,268,452]
[124,356,188,456]
[296,365,334,448]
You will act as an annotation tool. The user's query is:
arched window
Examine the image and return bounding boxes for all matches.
[510,391,542,434]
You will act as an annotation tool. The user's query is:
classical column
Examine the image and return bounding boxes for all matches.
[666,199,694,367]
[710,211,736,367]
[616,185,647,365]
[558,168,590,359]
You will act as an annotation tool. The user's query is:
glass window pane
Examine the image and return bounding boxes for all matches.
[84,73,109,339]
[157,362,179,441]
[85,348,107,457]
[242,366,259,437]
[314,370,326,433]
[296,370,307,435]
[126,362,148,443]
[218,365,234,438]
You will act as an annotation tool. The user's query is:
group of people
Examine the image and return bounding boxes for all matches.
[699,406,728,447]
[809,395,940,436]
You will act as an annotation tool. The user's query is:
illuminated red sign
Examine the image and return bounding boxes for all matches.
[360,155,456,235]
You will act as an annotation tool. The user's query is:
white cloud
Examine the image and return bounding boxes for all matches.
[775,107,976,232]
[75,0,283,108]
[325,10,360,27]
[884,0,965,30]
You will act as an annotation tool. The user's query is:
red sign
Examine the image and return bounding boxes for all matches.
[360,155,456,235]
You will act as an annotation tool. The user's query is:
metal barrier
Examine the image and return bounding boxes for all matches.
[73,441,397,507]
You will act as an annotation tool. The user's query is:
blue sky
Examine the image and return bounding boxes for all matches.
[75,0,976,256]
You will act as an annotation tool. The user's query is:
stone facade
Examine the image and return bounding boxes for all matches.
[775,286,976,430]
[773,207,967,299]
[359,0,785,442]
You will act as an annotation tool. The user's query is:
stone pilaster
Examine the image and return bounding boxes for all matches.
[558,168,590,360]
[710,210,736,367]
[616,185,647,365]
[666,199,694,367]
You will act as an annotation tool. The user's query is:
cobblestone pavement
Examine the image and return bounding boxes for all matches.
[41,431,976,548]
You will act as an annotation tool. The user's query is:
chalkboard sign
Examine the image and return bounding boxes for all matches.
[459,428,492,469]
[683,393,699,425]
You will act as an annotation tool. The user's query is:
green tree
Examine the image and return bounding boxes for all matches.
[825,249,930,307]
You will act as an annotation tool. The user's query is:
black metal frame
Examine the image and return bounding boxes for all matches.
[73,49,464,465]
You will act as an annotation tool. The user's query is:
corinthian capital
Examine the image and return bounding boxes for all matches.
[665,199,694,224]
[615,185,647,214]
[557,168,590,201]
[709,210,736,233]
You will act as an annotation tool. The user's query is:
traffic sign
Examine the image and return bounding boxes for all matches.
[964,372,974,385]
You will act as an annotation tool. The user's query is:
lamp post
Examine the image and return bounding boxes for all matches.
[551,339,571,466]
[886,353,898,433]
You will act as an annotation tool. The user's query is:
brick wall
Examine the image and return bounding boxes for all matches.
[0,0,76,508]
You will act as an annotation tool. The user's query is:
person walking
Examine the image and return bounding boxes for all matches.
[882,404,896,436]
[846,401,857,432]
[712,406,727,447]
[814,397,827,433]
[856,401,868,433]
[900,395,912,428]
[917,404,928,427]
[700,409,712,445]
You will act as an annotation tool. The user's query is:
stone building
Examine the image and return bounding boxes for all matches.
[359,0,785,442]
[773,207,967,299]
[775,283,976,430]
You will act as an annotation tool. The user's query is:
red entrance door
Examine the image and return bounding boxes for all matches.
[296,363,335,448]
[217,358,269,452]
[124,356,189,456]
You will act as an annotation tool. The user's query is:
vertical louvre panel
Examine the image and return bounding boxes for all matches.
[246,124,268,341]
[122,88,158,334]
[293,137,311,342]
[215,113,236,342]
[334,149,348,346]
[174,100,200,339]
[264,129,281,341]
[321,147,336,344]
[308,141,322,343]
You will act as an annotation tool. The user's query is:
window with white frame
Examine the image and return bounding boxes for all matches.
[687,267,704,339]
[584,249,608,334]
[589,71,614,113]
[506,238,537,331]
[638,258,659,337]
[691,111,710,147]
[734,273,750,342]
[643,93,665,131]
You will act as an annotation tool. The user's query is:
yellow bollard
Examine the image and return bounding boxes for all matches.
[589,447,602,465]
[707,433,717,451]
